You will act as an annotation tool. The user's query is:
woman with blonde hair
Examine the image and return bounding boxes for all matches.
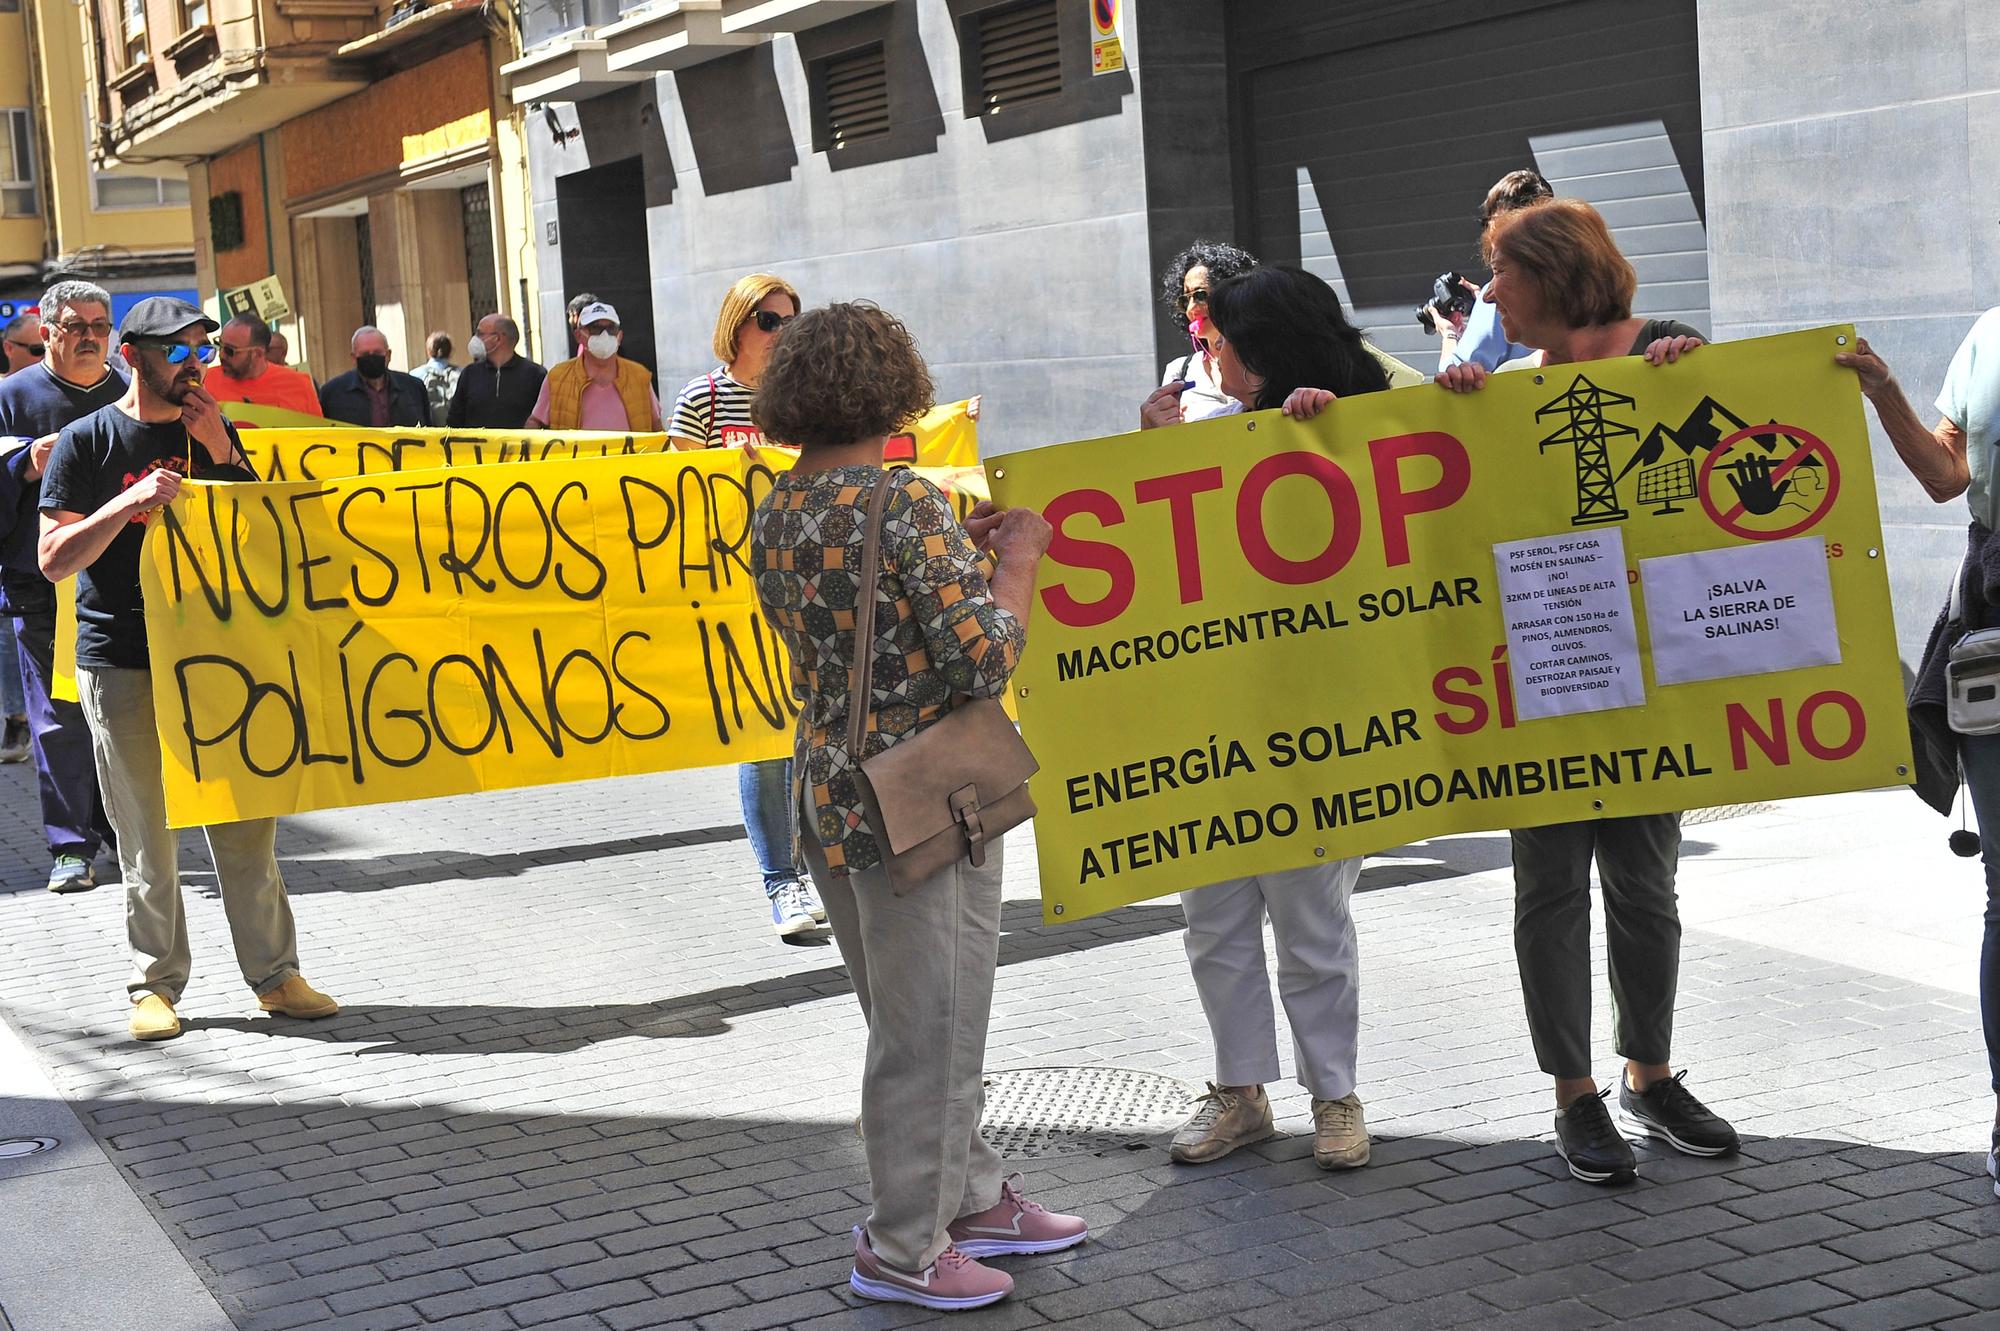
[669,273,817,936]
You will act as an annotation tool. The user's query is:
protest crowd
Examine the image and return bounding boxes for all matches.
[0,165,1995,1318]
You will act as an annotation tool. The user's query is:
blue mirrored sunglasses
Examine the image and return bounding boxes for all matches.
[134,340,217,364]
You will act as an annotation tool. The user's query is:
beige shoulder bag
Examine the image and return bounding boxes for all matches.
[845,471,1038,894]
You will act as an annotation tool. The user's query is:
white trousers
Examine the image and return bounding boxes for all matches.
[1180,857,1362,1100]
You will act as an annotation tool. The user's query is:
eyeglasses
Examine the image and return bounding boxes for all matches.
[134,340,217,364]
[749,309,794,334]
[55,320,114,338]
[1181,289,1210,308]
[5,339,44,357]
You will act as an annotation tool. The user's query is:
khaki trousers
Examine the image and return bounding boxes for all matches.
[77,668,300,1004]
[801,822,1007,1272]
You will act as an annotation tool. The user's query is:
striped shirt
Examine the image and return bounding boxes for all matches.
[669,367,763,448]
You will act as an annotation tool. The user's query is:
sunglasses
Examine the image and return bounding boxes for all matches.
[134,340,217,364]
[55,320,114,338]
[5,339,44,357]
[750,309,794,334]
[1181,289,1210,307]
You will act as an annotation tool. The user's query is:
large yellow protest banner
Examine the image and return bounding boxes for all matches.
[988,327,1910,922]
[140,448,989,827]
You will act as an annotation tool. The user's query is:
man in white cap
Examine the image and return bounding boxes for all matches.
[37,296,340,1043]
[526,299,661,433]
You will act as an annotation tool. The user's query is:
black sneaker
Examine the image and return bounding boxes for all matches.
[1619,1071,1739,1157]
[0,716,27,763]
[1555,1088,1637,1184]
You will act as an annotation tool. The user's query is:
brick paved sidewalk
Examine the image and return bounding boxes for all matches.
[0,760,1995,1330]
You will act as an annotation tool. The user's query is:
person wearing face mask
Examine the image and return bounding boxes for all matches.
[526,301,662,432]
[208,315,323,418]
[318,326,428,428]
[447,313,546,430]
[0,279,123,895]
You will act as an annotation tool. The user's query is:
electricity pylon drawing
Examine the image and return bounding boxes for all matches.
[1536,375,1638,525]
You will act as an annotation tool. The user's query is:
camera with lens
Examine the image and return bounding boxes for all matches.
[1415,271,1477,334]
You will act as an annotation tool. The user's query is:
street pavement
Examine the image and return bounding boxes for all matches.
[0,757,1995,1331]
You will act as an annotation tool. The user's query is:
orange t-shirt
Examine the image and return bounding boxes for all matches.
[208,364,322,418]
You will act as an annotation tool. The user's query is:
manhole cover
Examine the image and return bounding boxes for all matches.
[1682,802,1774,827]
[982,1067,1197,1159]
[0,1137,57,1160]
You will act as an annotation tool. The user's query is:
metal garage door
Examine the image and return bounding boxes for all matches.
[1230,0,1708,368]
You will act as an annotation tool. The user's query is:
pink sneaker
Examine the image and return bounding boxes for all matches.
[946,1174,1089,1257]
[849,1226,1012,1311]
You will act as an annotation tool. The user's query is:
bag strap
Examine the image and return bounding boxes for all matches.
[1953,551,1969,627]
[845,471,898,765]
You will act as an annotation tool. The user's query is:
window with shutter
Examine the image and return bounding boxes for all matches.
[975,0,1060,115]
[822,43,890,150]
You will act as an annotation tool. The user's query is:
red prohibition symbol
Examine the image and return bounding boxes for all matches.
[1695,421,1841,542]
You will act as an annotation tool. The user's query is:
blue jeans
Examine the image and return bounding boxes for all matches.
[1957,733,2000,1092]
[14,612,112,861]
[0,617,22,717]
[739,758,799,899]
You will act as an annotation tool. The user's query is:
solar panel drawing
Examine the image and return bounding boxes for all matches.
[1638,456,1697,515]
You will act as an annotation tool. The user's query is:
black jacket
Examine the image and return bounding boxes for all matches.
[447,355,547,429]
[319,369,429,428]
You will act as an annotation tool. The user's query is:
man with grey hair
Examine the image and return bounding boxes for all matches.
[2,312,44,375]
[317,324,426,427]
[0,278,123,893]
[446,311,545,429]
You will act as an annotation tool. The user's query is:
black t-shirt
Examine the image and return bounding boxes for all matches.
[38,405,253,669]
[0,363,127,615]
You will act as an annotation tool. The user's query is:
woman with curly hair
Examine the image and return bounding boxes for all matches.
[1156,240,1257,422]
[750,303,1083,1311]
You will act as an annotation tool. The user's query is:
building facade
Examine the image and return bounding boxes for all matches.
[89,0,535,380]
[1,0,196,320]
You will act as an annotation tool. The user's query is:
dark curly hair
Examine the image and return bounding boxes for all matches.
[1207,265,1388,411]
[752,302,934,451]
[1160,240,1257,330]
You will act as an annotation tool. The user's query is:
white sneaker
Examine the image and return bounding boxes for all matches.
[799,878,827,923]
[770,884,815,937]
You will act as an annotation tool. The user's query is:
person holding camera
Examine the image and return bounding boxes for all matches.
[1838,326,2000,1200]
[1426,168,1554,373]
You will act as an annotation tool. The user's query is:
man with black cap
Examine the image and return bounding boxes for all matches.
[38,296,340,1043]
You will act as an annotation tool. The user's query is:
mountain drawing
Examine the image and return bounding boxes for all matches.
[1615,396,1822,484]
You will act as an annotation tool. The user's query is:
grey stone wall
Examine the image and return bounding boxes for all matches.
[1700,0,1998,663]
[528,0,1156,458]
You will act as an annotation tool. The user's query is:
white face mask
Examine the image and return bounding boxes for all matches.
[467,337,487,361]
[586,332,618,360]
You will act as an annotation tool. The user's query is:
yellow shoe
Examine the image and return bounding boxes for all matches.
[257,976,339,1019]
[129,993,181,1042]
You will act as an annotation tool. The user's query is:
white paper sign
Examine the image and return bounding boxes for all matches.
[1640,537,1840,686]
[1493,529,1646,720]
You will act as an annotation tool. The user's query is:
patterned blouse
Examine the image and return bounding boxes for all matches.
[751,465,1025,878]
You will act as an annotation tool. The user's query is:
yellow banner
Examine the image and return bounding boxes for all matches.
[988,326,1910,921]
[230,427,671,481]
[140,448,988,827]
[219,402,339,429]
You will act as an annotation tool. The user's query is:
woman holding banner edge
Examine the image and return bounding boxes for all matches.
[1139,263,1385,1171]
[668,274,823,939]
[1434,197,1739,1185]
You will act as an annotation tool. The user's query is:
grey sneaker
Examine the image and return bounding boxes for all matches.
[1987,1128,1998,1201]
[1169,1083,1274,1164]
[1311,1092,1370,1169]
[47,854,96,895]
[0,716,27,763]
